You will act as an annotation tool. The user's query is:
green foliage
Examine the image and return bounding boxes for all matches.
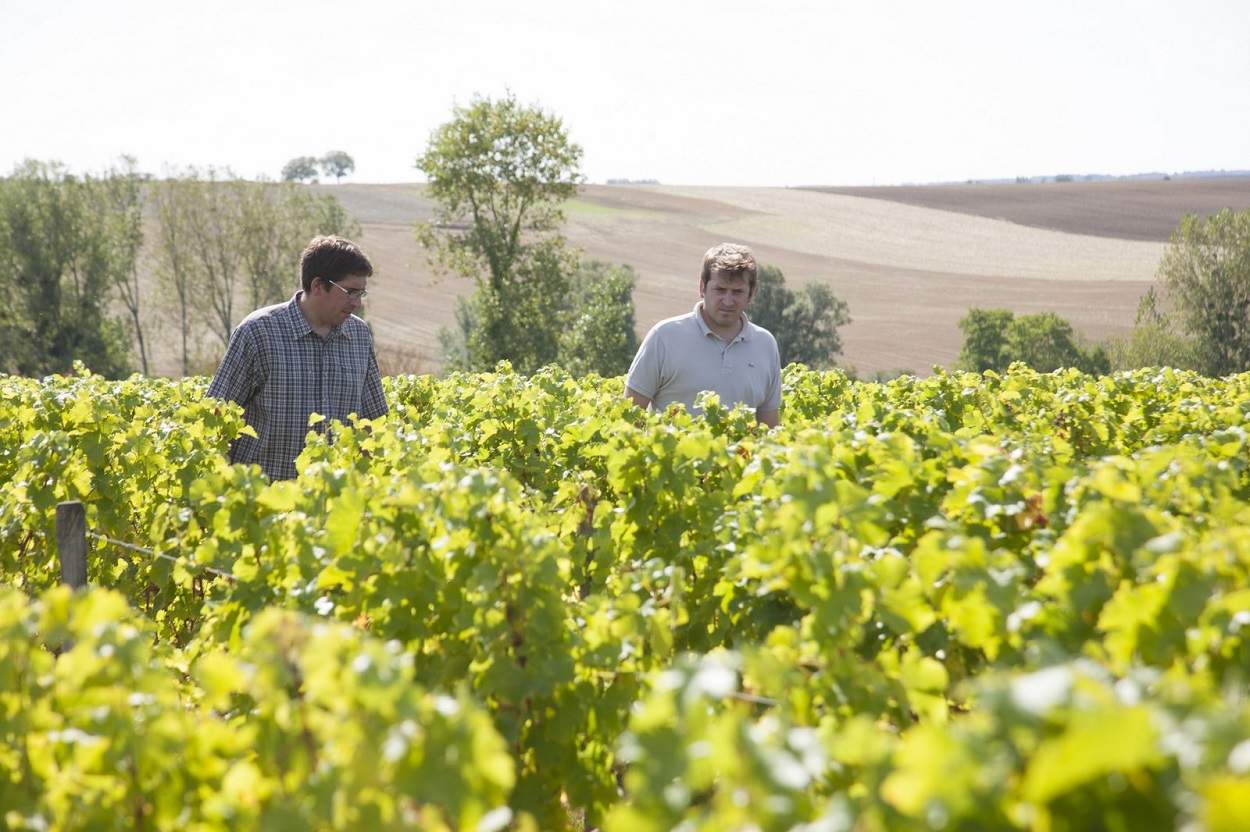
[0,586,516,830]
[557,261,640,377]
[318,150,355,183]
[957,307,1016,372]
[0,161,137,378]
[4,365,1250,829]
[958,307,1111,374]
[749,263,851,368]
[1151,208,1250,376]
[443,255,640,379]
[149,168,359,368]
[436,295,477,373]
[1110,286,1202,371]
[89,156,152,374]
[1006,311,1111,374]
[417,92,586,373]
[281,156,320,183]
[469,240,572,374]
[235,180,357,310]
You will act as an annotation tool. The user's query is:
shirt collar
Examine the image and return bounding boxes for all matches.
[287,291,349,341]
[692,301,752,342]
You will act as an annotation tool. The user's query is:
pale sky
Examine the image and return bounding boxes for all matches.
[3,0,1248,187]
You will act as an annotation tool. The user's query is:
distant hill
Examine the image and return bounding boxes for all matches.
[258,179,1250,379]
[805,177,1250,242]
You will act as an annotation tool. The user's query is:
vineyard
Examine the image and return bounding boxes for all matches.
[2,364,1250,831]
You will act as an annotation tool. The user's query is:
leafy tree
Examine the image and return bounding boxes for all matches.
[1109,287,1201,371]
[1147,208,1250,376]
[171,168,246,350]
[0,161,134,378]
[236,181,359,310]
[416,91,585,373]
[1005,311,1109,374]
[319,151,355,183]
[437,296,477,373]
[150,175,202,375]
[955,308,1015,372]
[281,156,319,183]
[557,261,640,377]
[151,168,359,370]
[90,157,151,374]
[440,260,639,378]
[957,307,1110,374]
[748,264,850,368]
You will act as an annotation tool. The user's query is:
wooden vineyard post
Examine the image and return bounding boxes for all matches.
[56,500,88,590]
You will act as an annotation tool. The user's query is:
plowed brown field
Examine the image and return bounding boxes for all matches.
[184,178,1250,379]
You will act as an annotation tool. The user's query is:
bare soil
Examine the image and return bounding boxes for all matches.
[805,178,1250,242]
[167,178,1250,379]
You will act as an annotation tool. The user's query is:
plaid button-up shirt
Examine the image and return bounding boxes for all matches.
[207,293,387,480]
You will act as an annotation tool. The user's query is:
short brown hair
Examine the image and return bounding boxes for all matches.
[300,235,373,293]
[700,243,757,291]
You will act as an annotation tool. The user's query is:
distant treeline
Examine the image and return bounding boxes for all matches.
[959,169,1250,186]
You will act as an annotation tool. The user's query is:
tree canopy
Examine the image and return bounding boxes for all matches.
[319,152,355,183]
[151,168,358,373]
[416,92,591,374]
[558,261,640,377]
[1148,208,1250,376]
[0,161,136,378]
[281,157,320,183]
[747,264,850,369]
[957,308,1110,375]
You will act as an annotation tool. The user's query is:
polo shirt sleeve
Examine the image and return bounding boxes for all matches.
[624,327,663,399]
[758,329,783,413]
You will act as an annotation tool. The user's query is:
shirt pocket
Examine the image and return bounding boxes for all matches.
[328,350,368,411]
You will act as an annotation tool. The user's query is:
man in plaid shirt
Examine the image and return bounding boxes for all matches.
[207,235,388,480]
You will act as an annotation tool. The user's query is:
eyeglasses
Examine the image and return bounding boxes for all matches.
[324,278,369,300]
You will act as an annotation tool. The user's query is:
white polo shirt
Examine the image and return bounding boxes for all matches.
[626,302,782,416]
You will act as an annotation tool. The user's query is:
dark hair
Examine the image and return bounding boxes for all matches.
[299,235,373,293]
[700,242,758,292]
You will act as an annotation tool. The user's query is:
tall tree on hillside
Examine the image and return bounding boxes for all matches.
[235,181,359,310]
[152,168,359,372]
[151,175,201,375]
[281,156,320,183]
[91,157,152,374]
[0,161,134,378]
[748,264,850,369]
[416,91,586,373]
[1147,208,1250,376]
[184,169,245,348]
[319,151,355,183]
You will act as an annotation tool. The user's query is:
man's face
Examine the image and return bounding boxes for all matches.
[700,271,753,329]
[314,273,369,325]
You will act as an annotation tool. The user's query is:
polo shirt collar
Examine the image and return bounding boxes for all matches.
[693,302,752,342]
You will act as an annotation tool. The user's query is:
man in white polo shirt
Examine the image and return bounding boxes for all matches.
[625,243,782,427]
